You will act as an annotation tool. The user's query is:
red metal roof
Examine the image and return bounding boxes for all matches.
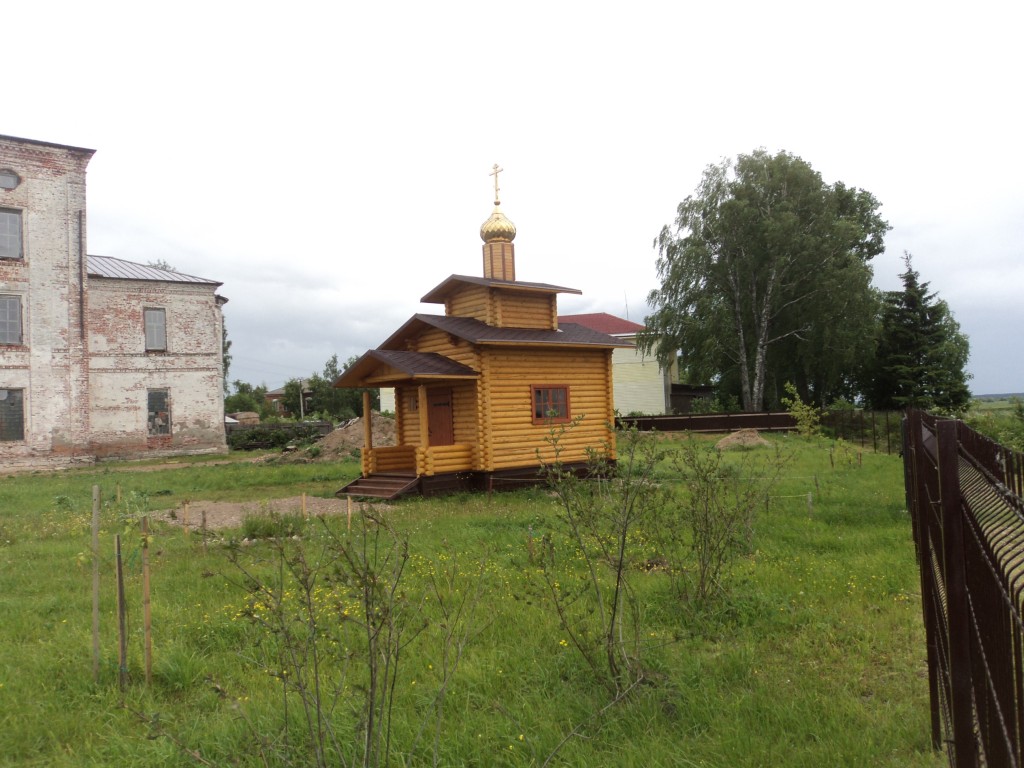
[557,312,644,336]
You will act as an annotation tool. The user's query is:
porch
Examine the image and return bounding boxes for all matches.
[361,442,477,477]
[336,389,479,499]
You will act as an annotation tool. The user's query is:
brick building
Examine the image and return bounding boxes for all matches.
[0,134,227,468]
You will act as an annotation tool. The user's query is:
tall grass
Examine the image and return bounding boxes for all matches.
[966,396,1024,450]
[0,439,944,766]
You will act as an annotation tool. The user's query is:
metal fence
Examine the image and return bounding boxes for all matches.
[904,409,1024,766]
[617,411,797,433]
[617,409,902,454]
[822,409,903,454]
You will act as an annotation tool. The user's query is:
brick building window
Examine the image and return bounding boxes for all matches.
[0,209,22,260]
[0,170,19,190]
[148,389,171,436]
[0,295,22,344]
[0,388,24,441]
[532,385,571,424]
[144,308,166,351]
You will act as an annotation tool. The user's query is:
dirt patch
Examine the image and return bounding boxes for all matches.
[270,412,397,464]
[155,495,386,532]
[316,412,396,457]
[715,429,770,450]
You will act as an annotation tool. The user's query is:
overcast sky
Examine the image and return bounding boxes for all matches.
[6,1,1022,396]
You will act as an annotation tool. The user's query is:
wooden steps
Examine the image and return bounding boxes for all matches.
[337,473,420,500]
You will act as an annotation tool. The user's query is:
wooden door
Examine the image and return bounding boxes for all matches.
[427,388,454,446]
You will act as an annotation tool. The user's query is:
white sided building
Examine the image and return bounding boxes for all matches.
[558,313,674,416]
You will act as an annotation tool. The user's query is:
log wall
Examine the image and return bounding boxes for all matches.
[494,291,555,329]
[445,285,491,324]
[480,347,615,471]
[414,328,481,368]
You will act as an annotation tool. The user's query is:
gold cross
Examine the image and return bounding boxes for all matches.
[489,164,503,204]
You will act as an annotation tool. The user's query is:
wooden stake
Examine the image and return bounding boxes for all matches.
[116,482,121,504]
[807,492,813,516]
[115,534,128,691]
[302,492,308,519]
[141,516,152,686]
[92,485,101,685]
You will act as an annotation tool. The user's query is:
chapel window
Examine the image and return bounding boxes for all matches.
[532,385,571,424]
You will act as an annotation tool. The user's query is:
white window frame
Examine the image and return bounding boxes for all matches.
[0,208,23,261]
[0,295,22,344]
[144,307,167,352]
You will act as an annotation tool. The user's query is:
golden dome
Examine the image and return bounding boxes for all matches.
[480,204,517,243]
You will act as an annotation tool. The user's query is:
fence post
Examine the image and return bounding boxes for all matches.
[141,516,152,686]
[91,485,101,685]
[937,418,978,766]
[115,534,128,691]
[906,411,941,748]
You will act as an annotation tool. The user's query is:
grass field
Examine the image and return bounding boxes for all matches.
[0,436,945,767]
[967,395,1024,451]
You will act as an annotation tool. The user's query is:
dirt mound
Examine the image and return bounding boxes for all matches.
[315,412,396,458]
[716,428,770,450]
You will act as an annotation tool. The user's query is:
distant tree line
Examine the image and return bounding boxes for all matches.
[225,354,380,422]
[641,150,971,414]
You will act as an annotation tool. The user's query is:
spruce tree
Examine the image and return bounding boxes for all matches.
[866,253,971,412]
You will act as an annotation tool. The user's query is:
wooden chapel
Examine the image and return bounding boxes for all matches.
[334,167,631,498]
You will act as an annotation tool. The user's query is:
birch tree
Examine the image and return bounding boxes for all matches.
[641,150,889,411]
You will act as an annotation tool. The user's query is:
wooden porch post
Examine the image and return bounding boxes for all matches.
[418,385,429,475]
[362,391,373,451]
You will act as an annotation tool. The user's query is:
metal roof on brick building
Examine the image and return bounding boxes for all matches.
[87,255,222,286]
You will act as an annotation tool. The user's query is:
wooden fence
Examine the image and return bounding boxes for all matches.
[903,409,1024,766]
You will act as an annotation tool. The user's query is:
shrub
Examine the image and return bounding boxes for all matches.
[241,511,306,540]
[652,435,788,604]
[538,421,664,698]
[228,423,325,451]
[781,382,821,438]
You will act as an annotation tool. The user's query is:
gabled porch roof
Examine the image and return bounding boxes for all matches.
[334,349,479,388]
